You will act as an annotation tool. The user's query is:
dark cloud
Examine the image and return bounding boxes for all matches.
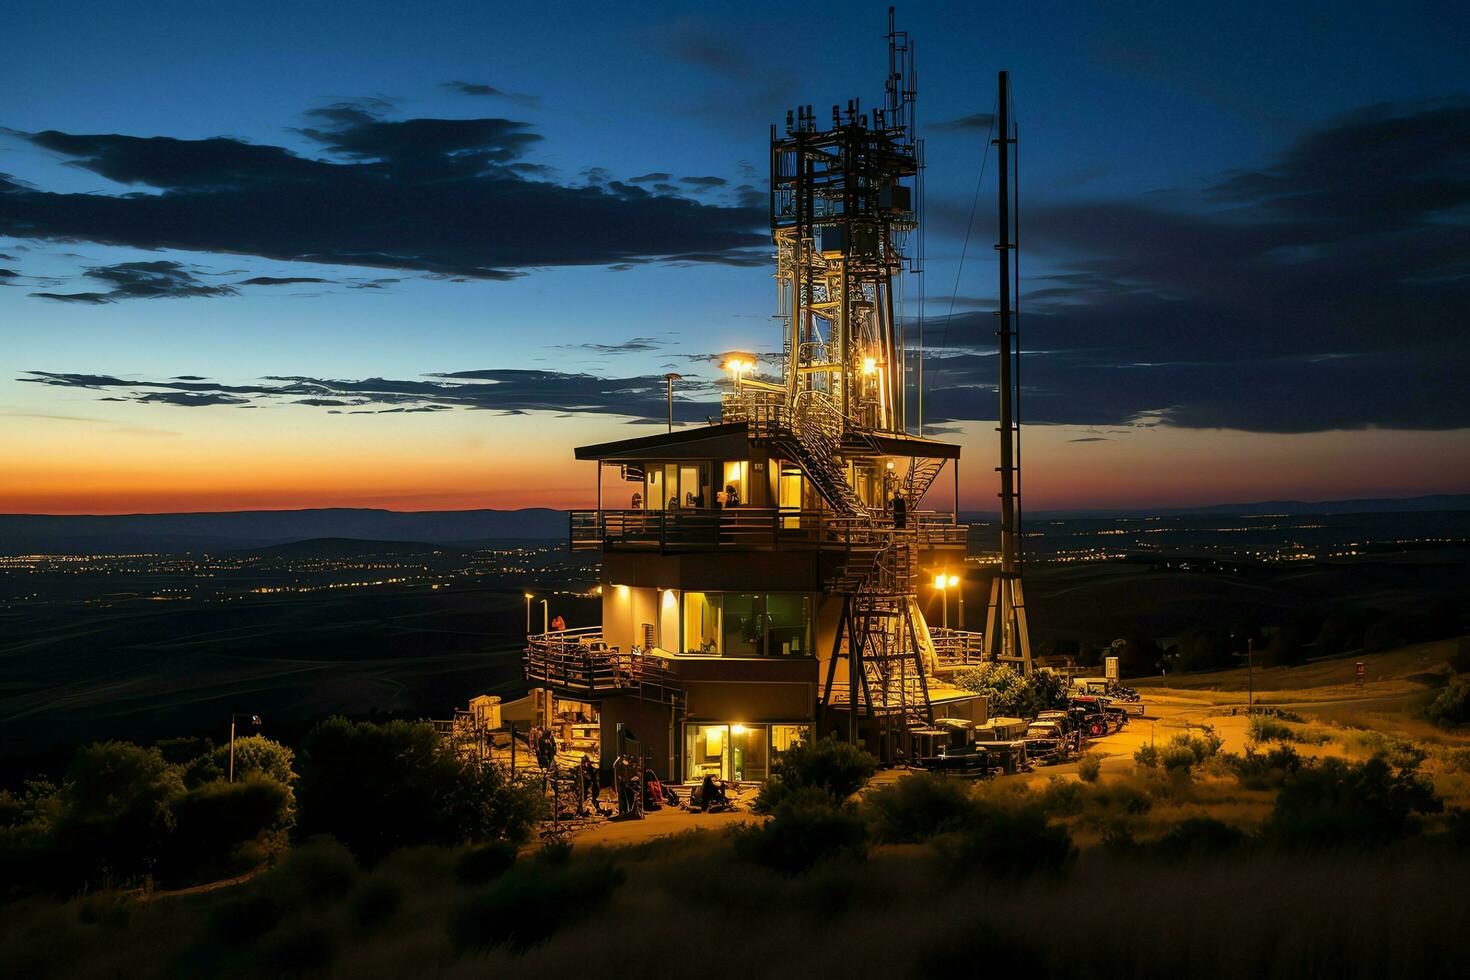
[19,367,721,423]
[238,276,332,286]
[922,98,1470,432]
[679,175,727,187]
[441,80,539,107]
[629,172,672,183]
[554,336,669,353]
[929,113,996,132]
[28,260,236,303]
[1,103,768,280]
[0,268,18,278]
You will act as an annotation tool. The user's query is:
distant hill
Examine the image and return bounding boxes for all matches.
[0,508,567,555]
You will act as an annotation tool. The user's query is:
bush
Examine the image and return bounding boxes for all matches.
[1444,747,1470,774]
[1133,744,1159,768]
[348,878,403,931]
[1355,731,1429,770]
[296,717,543,863]
[951,663,1068,716]
[52,741,184,884]
[1266,756,1442,849]
[1077,754,1102,782]
[1426,676,1470,729]
[935,802,1076,879]
[736,787,868,872]
[1153,729,1223,773]
[1149,817,1249,862]
[161,775,292,882]
[266,837,360,902]
[451,857,624,953]
[455,840,518,885]
[1226,744,1303,790]
[212,735,296,786]
[1248,715,1296,743]
[754,734,876,813]
[862,775,979,843]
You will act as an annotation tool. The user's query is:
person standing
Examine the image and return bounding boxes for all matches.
[613,752,634,816]
[892,490,907,529]
[578,755,600,815]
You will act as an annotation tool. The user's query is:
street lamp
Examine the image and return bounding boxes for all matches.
[229,713,261,783]
[722,356,756,392]
[539,598,549,634]
[524,592,534,635]
[664,373,682,433]
[934,573,949,629]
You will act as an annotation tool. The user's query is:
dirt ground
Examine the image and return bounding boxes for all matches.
[561,637,1470,847]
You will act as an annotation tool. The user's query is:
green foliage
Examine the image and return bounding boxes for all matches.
[736,786,868,872]
[754,734,876,813]
[1077,754,1102,782]
[1266,756,1442,849]
[1426,676,1470,728]
[952,662,1029,714]
[1248,715,1296,743]
[1225,744,1303,790]
[53,741,184,883]
[934,801,1076,879]
[213,734,297,786]
[296,717,544,863]
[450,857,624,953]
[951,663,1068,716]
[161,775,292,883]
[1354,731,1429,770]
[862,774,979,843]
[455,840,519,885]
[1143,729,1224,773]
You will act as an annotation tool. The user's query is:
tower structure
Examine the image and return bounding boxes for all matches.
[522,13,986,782]
[982,70,1034,672]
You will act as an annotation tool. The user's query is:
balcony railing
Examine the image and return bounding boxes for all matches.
[524,627,682,698]
[930,627,987,667]
[570,508,967,552]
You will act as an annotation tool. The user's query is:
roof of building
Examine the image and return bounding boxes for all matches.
[575,422,960,462]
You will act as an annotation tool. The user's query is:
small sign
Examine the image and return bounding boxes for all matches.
[1105,656,1119,681]
[1356,661,1365,675]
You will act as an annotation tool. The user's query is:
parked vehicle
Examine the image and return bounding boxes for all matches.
[1070,695,1127,734]
[1023,718,1075,763]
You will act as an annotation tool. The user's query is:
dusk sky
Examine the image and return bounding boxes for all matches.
[3,0,1467,514]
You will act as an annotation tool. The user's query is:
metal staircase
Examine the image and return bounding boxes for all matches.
[901,457,946,507]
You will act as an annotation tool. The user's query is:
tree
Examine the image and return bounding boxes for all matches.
[754,734,877,813]
[53,742,184,882]
[213,735,297,786]
[952,662,1029,715]
[296,717,542,863]
[163,775,293,882]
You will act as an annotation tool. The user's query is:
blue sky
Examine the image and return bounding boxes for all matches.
[2,0,1467,512]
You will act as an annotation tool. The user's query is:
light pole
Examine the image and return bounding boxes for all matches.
[229,713,261,783]
[664,373,682,433]
[524,592,534,635]
[954,575,964,629]
[540,598,549,634]
[934,573,949,629]
[1247,637,1254,716]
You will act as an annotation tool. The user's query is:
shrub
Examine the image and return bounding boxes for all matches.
[736,787,868,872]
[754,734,876,813]
[1038,777,1086,816]
[1355,731,1429,771]
[1426,676,1470,729]
[455,840,518,885]
[161,775,292,882]
[952,662,1029,715]
[1248,715,1296,743]
[1133,744,1160,768]
[1157,730,1223,772]
[212,735,296,786]
[1077,754,1102,782]
[348,878,403,931]
[1266,756,1442,849]
[266,837,360,902]
[1226,744,1303,790]
[296,717,543,862]
[1444,747,1470,774]
[1148,817,1248,862]
[52,741,184,884]
[935,802,1076,879]
[862,774,979,843]
[451,857,624,953]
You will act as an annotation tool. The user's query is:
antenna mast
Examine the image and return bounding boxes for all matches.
[984,70,1033,673]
